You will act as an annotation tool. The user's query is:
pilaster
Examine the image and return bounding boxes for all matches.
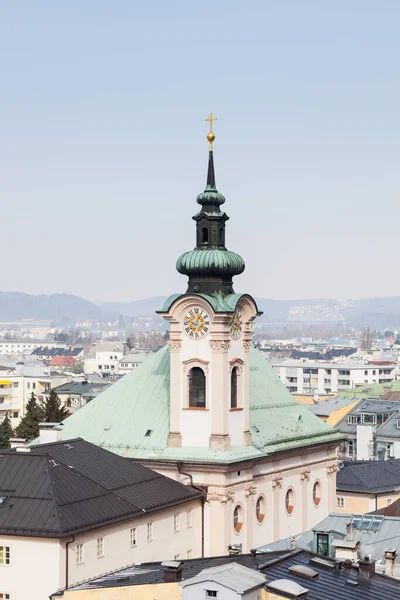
[167,338,182,448]
[209,339,231,450]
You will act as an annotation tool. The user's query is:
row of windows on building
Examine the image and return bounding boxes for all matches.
[336,496,394,508]
[189,367,240,409]
[75,511,193,565]
[232,484,322,533]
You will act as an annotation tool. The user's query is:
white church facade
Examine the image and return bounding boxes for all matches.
[57,117,343,557]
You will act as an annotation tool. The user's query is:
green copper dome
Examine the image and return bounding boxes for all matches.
[177,149,245,294]
[196,189,226,208]
[177,248,245,277]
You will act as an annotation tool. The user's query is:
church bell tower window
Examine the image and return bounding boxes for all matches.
[201,227,209,244]
[231,368,238,408]
[189,367,206,408]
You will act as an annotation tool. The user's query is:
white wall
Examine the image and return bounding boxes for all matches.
[0,536,62,600]
[0,500,202,600]
[152,445,338,557]
[66,500,202,587]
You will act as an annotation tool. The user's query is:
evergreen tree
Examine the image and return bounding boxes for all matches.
[43,389,69,423]
[0,413,13,449]
[15,392,44,441]
[126,335,133,351]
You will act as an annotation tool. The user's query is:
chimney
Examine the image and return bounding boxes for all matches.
[161,561,183,583]
[358,558,376,579]
[384,549,397,577]
[39,423,63,445]
[346,522,353,542]
[334,560,343,572]
[9,437,28,450]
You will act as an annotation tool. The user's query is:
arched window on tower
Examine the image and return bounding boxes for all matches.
[201,227,209,244]
[189,367,206,408]
[231,367,238,408]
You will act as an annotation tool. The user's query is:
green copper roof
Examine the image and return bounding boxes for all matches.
[159,292,259,314]
[337,380,400,400]
[196,189,226,207]
[176,249,245,277]
[56,345,342,464]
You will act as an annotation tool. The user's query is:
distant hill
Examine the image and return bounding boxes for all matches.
[0,291,101,322]
[102,295,400,329]
[3,290,400,329]
[100,296,168,318]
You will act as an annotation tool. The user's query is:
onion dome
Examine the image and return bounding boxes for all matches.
[176,114,245,295]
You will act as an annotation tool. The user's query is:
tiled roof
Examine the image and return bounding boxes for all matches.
[337,459,400,493]
[370,497,400,516]
[56,346,342,464]
[0,439,202,538]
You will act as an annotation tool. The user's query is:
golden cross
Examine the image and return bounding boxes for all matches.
[205,112,217,150]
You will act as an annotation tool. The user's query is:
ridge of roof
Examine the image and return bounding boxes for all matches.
[0,439,203,538]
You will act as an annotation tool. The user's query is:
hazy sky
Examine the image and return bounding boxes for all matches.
[1,1,399,303]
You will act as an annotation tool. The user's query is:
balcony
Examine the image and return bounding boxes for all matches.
[0,387,12,395]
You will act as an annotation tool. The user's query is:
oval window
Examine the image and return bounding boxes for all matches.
[256,496,265,523]
[285,488,294,515]
[233,505,243,532]
[313,481,321,506]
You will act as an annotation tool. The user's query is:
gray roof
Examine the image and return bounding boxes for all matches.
[180,563,266,593]
[52,380,110,397]
[31,347,84,357]
[258,512,400,561]
[306,396,357,417]
[52,550,285,595]
[335,399,400,438]
[52,548,400,600]
[0,438,203,538]
[119,353,149,364]
[262,548,400,600]
[337,459,400,493]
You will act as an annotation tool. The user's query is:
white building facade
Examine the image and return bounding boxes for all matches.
[272,359,396,395]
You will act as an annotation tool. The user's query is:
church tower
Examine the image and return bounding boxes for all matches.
[158,114,261,451]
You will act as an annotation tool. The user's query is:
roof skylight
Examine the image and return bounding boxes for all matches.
[350,514,383,532]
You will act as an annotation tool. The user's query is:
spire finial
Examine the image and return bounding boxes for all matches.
[205,112,217,151]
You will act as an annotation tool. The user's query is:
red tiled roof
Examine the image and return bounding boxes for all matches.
[49,356,76,367]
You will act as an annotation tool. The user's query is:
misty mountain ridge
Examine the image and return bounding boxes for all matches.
[0,291,101,322]
[101,295,400,329]
[2,290,400,329]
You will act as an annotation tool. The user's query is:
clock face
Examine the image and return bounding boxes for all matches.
[184,308,210,338]
[230,311,242,339]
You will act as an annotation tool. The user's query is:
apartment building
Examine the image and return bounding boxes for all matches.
[335,398,400,461]
[0,340,65,355]
[118,352,150,374]
[272,359,396,395]
[0,363,69,424]
[84,343,124,378]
